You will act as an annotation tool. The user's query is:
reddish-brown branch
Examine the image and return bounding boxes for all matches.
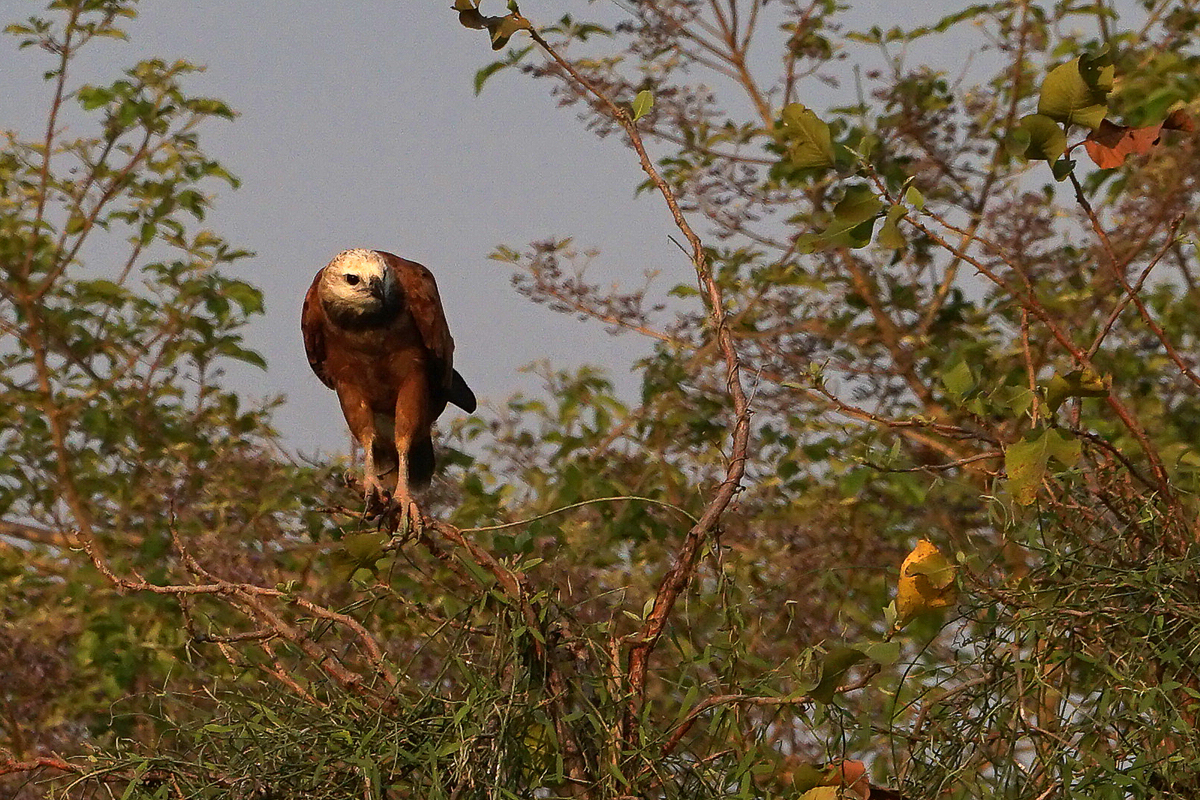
[839,250,946,417]
[78,531,398,698]
[524,30,753,757]
[0,756,80,777]
[916,0,1032,338]
[16,6,79,286]
[1087,216,1183,358]
[0,519,71,547]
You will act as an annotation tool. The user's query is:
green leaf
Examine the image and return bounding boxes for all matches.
[1037,55,1113,130]
[486,14,531,49]
[1078,50,1115,93]
[119,761,152,800]
[809,184,883,250]
[1043,428,1082,468]
[882,601,898,632]
[1044,367,1109,413]
[474,61,508,94]
[1006,125,1031,158]
[631,89,654,121]
[778,103,836,170]
[138,221,157,246]
[77,85,114,111]
[827,219,877,249]
[794,232,821,254]
[792,763,828,793]
[940,359,975,402]
[473,47,534,95]
[456,0,488,30]
[65,211,87,235]
[1005,437,1045,506]
[1005,429,1082,505]
[991,384,1035,418]
[831,184,883,225]
[224,281,265,316]
[220,343,267,370]
[811,646,867,703]
[1051,157,1075,181]
[857,640,901,666]
[1014,113,1067,162]
[340,532,388,563]
[877,204,907,249]
[903,184,925,210]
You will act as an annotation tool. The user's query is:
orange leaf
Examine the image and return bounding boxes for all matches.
[1084,119,1164,168]
[821,759,871,800]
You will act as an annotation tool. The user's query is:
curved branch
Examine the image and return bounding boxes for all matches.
[525,28,753,751]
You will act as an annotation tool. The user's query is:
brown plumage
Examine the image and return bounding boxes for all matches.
[302,248,476,524]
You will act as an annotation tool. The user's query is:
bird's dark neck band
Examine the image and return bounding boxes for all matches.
[327,301,396,330]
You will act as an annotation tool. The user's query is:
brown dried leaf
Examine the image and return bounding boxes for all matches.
[1163,108,1195,132]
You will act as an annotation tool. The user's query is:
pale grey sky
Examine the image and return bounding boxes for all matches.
[5,2,687,455]
[1,1,1102,456]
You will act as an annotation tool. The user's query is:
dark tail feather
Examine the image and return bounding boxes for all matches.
[449,368,477,413]
[408,437,436,488]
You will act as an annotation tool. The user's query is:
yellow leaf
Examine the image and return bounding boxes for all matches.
[895,539,957,628]
[523,720,551,756]
[799,788,843,800]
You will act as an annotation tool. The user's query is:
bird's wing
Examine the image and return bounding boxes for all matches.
[378,251,456,392]
[301,269,335,389]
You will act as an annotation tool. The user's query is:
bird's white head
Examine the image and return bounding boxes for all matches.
[318,249,396,317]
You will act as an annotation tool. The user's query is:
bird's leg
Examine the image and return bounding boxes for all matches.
[335,387,391,517]
[390,446,421,538]
[388,378,428,538]
[360,433,391,518]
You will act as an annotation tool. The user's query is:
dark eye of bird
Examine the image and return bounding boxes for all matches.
[345,274,360,286]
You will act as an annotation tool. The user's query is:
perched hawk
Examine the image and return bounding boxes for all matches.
[302,249,476,529]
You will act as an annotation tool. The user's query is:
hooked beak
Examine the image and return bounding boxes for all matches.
[367,276,386,301]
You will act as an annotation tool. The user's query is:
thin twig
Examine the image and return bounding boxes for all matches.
[1085,211,1188,363]
[905,213,1179,514]
[461,495,698,533]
